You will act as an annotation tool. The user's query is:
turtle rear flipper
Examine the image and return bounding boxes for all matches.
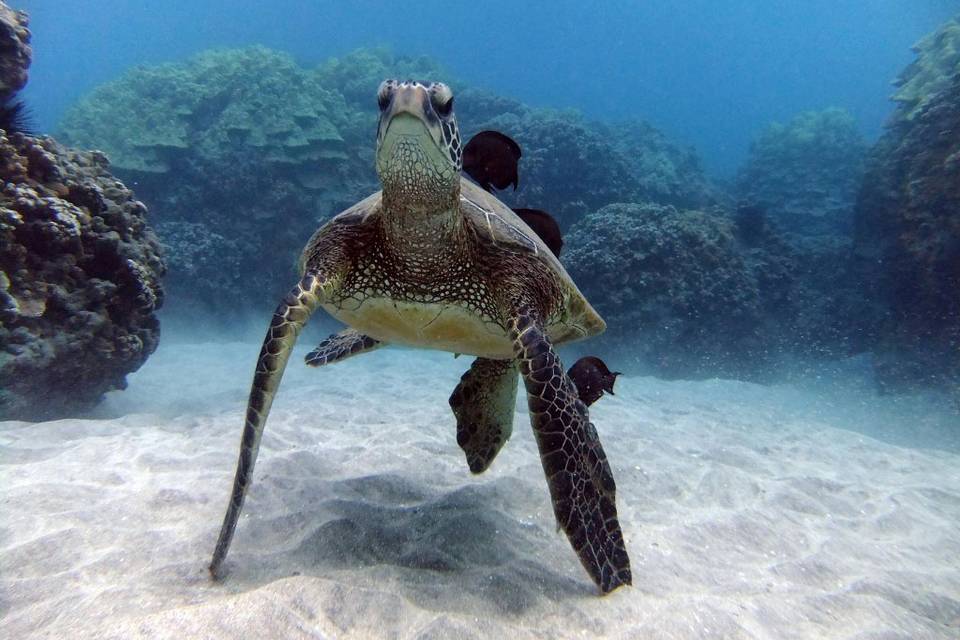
[305,329,382,367]
[509,306,631,594]
[449,357,518,473]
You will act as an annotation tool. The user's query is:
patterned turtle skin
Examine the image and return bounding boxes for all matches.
[210,80,632,594]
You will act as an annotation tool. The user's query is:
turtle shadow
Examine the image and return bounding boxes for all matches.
[229,473,594,615]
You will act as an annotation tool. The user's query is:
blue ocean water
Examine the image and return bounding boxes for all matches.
[3,2,960,638]
[17,0,959,176]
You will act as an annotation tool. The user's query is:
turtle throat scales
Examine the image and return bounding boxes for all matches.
[374,80,471,291]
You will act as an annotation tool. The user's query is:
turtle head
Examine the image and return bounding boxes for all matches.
[375,80,463,210]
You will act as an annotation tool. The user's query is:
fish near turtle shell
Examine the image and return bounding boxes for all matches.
[463,130,521,192]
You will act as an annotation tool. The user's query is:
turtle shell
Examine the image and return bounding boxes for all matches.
[299,178,606,351]
[457,178,606,344]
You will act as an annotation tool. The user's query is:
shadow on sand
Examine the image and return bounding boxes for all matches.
[214,473,596,616]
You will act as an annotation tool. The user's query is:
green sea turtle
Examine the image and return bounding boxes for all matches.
[209,80,632,594]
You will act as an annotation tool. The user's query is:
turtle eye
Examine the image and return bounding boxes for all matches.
[435,95,454,117]
[431,84,454,118]
[377,81,394,112]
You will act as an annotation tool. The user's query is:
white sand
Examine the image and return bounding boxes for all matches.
[2,339,959,639]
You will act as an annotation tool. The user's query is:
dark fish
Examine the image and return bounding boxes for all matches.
[514,208,563,257]
[567,356,621,407]
[0,98,33,136]
[463,130,521,192]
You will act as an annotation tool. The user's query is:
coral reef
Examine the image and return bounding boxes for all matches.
[563,201,878,378]
[0,2,30,101]
[59,47,716,314]
[59,47,375,313]
[0,1,165,419]
[732,206,879,362]
[315,47,450,107]
[728,108,877,372]
[471,108,643,228]
[854,15,960,391]
[458,89,717,230]
[602,119,714,211]
[564,203,765,378]
[60,47,351,178]
[890,16,960,123]
[736,108,867,238]
[0,132,165,420]
[0,2,31,135]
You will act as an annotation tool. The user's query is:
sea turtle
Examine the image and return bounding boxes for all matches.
[209,79,632,594]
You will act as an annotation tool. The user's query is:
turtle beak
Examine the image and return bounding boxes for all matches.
[377,83,437,144]
[388,84,433,122]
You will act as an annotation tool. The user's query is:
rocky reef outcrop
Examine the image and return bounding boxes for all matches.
[733,203,879,362]
[564,203,765,378]
[563,200,879,379]
[736,108,867,239]
[58,47,716,315]
[727,107,877,365]
[62,47,352,178]
[0,132,165,420]
[854,15,960,391]
[458,88,717,230]
[0,2,29,101]
[0,3,165,420]
[58,47,444,314]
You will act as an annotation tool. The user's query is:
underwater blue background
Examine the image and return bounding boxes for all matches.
[3,2,960,636]
[19,0,960,175]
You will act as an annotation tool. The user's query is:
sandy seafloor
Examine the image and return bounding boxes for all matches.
[2,335,959,639]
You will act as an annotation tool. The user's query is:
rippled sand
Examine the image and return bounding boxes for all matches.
[2,339,959,639]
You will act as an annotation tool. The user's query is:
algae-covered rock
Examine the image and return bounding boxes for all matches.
[0,2,30,101]
[0,132,165,420]
[563,200,878,378]
[58,47,375,314]
[564,203,763,378]
[60,47,349,177]
[736,108,867,238]
[891,15,960,123]
[854,15,960,391]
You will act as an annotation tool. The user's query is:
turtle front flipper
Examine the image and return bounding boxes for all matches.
[209,273,332,579]
[508,306,632,594]
[305,329,382,367]
[449,357,518,473]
